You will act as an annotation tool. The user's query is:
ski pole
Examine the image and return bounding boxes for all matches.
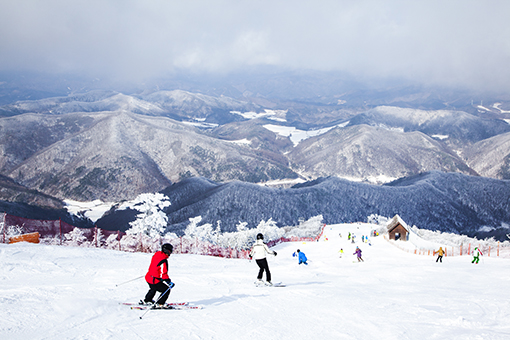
[115,275,144,287]
[139,285,172,320]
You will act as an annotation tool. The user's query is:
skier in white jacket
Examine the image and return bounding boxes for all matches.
[249,233,277,285]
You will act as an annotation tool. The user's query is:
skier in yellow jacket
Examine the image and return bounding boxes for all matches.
[435,247,445,263]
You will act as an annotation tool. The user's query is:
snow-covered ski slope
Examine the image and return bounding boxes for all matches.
[1,223,509,340]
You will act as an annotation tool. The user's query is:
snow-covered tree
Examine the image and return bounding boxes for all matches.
[104,233,120,250]
[94,228,106,247]
[216,221,252,250]
[284,215,323,238]
[213,221,221,244]
[184,216,215,243]
[6,224,24,239]
[236,221,248,232]
[367,214,390,225]
[0,216,4,238]
[216,218,285,250]
[125,193,171,238]
[254,218,285,241]
[64,227,88,247]
[119,233,141,252]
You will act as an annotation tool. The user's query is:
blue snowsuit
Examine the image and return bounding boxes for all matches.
[298,251,308,265]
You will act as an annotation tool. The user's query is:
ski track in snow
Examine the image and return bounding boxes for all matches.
[1,223,510,340]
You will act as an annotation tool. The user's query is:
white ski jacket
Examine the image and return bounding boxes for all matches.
[250,239,275,260]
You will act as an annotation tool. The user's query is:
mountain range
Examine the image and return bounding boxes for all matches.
[1,88,510,202]
[1,72,510,240]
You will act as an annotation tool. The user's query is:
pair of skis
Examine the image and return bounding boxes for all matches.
[254,281,286,287]
[121,302,203,310]
[124,279,286,314]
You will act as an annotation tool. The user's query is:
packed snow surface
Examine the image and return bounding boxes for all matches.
[1,223,509,339]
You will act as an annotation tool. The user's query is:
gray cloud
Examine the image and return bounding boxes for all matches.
[1,0,509,92]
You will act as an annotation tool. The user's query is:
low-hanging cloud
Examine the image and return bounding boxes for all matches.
[1,0,509,92]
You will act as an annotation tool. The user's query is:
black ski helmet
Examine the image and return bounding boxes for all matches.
[162,243,173,255]
[256,233,264,240]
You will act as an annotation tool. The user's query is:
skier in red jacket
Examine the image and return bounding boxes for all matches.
[142,243,174,306]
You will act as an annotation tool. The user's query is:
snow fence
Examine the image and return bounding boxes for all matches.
[0,213,325,259]
[384,234,510,259]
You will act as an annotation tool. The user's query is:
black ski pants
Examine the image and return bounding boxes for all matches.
[144,281,171,304]
[256,258,271,282]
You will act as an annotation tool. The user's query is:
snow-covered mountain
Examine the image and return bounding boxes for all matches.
[0,174,62,209]
[0,89,259,124]
[1,88,510,237]
[348,106,510,147]
[288,124,476,182]
[139,90,259,122]
[94,171,510,241]
[0,90,163,116]
[463,131,510,180]
[2,111,295,201]
[1,88,510,201]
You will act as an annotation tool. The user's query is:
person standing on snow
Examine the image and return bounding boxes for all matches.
[472,247,483,264]
[339,248,344,258]
[292,249,308,265]
[142,243,174,306]
[435,247,445,263]
[249,233,277,285]
[353,246,364,262]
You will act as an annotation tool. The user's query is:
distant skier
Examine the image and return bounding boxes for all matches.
[353,246,364,262]
[292,249,308,265]
[249,233,277,285]
[142,243,174,306]
[348,232,351,240]
[472,247,483,264]
[434,247,445,263]
[339,248,344,258]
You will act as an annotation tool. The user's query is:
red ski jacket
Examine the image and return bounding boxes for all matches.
[145,251,170,284]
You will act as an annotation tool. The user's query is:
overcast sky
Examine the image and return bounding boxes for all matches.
[1,0,509,92]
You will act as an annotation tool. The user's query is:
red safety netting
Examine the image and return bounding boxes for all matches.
[9,214,509,259]
[0,213,325,259]
[3,213,61,242]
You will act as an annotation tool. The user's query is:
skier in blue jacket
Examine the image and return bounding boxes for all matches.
[293,249,308,265]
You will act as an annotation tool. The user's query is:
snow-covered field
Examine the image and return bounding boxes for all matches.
[1,223,509,340]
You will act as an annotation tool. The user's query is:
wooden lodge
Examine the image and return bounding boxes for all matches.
[386,215,410,241]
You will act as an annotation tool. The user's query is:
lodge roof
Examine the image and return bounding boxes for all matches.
[386,214,410,233]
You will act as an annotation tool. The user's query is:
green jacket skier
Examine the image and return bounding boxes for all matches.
[472,247,482,264]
